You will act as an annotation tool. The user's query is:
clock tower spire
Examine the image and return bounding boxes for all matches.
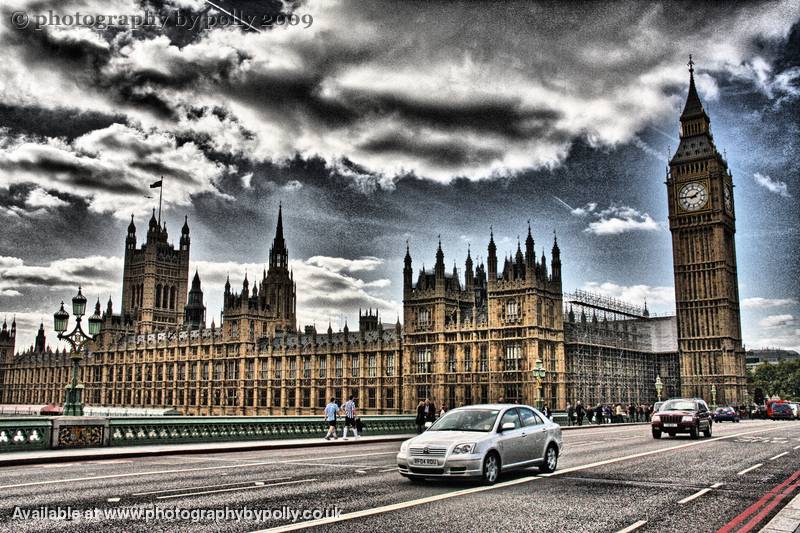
[666,56,746,405]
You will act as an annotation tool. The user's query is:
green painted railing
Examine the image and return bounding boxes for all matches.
[107,415,416,446]
[0,418,51,451]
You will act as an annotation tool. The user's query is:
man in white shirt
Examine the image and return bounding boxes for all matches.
[342,396,359,440]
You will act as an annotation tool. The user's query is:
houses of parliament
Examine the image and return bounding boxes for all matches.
[0,62,747,414]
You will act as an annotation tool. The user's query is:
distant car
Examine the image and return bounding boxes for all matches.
[712,407,740,423]
[770,403,795,421]
[786,403,799,420]
[651,398,713,439]
[396,404,563,484]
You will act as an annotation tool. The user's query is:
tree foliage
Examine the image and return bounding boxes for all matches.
[749,359,800,401]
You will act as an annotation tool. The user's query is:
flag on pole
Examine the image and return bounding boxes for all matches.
[150,179,163,188]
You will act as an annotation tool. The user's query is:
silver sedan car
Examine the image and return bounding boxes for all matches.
[397,404,562,484]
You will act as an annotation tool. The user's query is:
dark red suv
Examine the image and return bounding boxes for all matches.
[651,398,713,439]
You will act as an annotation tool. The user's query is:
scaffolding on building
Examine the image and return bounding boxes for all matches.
[563,290,680,407]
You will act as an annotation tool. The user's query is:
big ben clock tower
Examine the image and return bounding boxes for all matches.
[667,57,747,405]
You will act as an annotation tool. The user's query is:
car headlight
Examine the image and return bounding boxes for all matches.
[399,440,410,453]
[682,415,695,422]
[651,415,660,422]
[452,443,476,455]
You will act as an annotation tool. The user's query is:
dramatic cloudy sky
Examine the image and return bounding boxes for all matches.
[1,0,799,353]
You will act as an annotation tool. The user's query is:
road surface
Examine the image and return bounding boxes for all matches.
[1,419,798,532]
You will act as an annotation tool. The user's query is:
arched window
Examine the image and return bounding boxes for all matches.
[170,286,177,309]
[155,284,162,308]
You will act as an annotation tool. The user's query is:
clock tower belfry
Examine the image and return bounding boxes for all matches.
[667,56,747,405]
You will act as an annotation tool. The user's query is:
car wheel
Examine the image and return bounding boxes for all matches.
[703,422,712,438]
[690,425,699,439]
[652,429,661,439]
[540,444,559,473]
[482,452,500,485]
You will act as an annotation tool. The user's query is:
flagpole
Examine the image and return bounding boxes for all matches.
[157,176,163,226]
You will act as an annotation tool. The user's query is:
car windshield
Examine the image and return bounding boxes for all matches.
[661,400,696,411]
[774,404,791,412]
[428,409,500,432]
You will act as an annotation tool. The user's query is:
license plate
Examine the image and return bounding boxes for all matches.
[663,423,678,428]
[413,458,439,466]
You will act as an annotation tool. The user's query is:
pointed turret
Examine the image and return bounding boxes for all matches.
[184,269,206,330]
[671,55,718,166]
[126,214,137,251]
[551,230,561,283]
[180,215,190,251]
[269,203,288,271]
[525,221,534,269]
[403,241,413,296]
[434,236,445,281]
[465,245,474,293]
[242,272,249,298]
[34,322,46,353]
[487,227,497,285]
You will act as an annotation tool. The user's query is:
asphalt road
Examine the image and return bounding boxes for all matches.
[1,419,798,533]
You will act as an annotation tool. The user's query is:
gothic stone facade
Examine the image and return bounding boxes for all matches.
[401,227,567,411]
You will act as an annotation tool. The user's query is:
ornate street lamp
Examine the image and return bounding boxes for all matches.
[53,287,102,416]
[711,384,717,409]
[655,375,663,402]
[532,359,546,410]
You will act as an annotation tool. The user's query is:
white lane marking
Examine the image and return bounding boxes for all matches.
[157,479,314,500]
[794,445,800,450]
[252,425,791,533]
[615,519,648,533]
[737,463,763,476]
[254,476,542,532]
[2,452,396,489]
[770,452,789,460]
[355,470,367,474]
[132,477,292,496]
[379,467,397,473]
[106,497,120,503]
[678,488,712,504]
[711,482,724,488]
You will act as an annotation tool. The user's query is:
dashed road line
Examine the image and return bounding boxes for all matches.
[156,479,315,500]
[133,477,293,496]
[737,463,763,476]
[770,452,789,460]
[679,488,713,504]
[615,519,647,533]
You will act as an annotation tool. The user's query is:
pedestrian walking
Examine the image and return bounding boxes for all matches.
[576,401,585,426]
[542,405,552,419]
[439,404,448,418]
[595,404,603,424]
[342,395,359,440]
[415,400,425,433]
[497,395,506,403]
[323,397,339,440]
[567,403,575,426]
[425,398,437,425]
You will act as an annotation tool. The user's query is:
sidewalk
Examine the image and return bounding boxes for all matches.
[760,493,800,533]
[0,421,650,467]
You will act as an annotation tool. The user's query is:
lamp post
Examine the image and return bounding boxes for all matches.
[532,359,546,411]
[53,287,102,416]
[711,384,717,410]
[655,375,663,402]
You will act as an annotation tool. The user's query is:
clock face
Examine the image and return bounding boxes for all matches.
[678,182,708,211]
[724,186,732,211]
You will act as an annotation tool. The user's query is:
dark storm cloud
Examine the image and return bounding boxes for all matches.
[0,104,127,140]
[359,132,503,168]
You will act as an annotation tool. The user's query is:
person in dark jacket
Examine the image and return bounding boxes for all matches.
[425,399,437,424]
[595,404,604,424]
[567,403,575,426]
[576,401,585,426]
[415,400,425,433]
